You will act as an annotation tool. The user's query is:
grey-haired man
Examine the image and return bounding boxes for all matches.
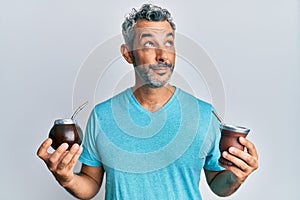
[37,4,258,199]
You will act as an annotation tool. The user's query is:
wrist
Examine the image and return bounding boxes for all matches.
[56,174,76,189]
[227,171,243,185]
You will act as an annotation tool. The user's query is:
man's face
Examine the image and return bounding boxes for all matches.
[131,20,176,88]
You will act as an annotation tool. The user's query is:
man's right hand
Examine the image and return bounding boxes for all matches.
[37,138,83,187]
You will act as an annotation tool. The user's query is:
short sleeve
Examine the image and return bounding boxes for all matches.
[203,108,225,171]
[79,109,102,167]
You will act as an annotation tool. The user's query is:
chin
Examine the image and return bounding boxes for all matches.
[147,80,169,88]
[148,83,166,88]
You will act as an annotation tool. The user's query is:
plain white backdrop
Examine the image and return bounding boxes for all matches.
[1,0,299,199]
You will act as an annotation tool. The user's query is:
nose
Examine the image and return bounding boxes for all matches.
[155,48,168,63]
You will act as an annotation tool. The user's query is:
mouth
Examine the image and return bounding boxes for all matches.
[149,63,173,74]
[150,63,172,69]
[152,67,168,74]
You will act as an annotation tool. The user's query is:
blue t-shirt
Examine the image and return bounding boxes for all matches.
[79,88,224,200]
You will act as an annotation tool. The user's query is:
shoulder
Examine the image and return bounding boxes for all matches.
[92,88,130,117]
[94,89,129,109]
[176,88,213,112]
[176,88,215,127]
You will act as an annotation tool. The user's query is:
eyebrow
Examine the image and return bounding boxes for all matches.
[166,32,174,38]
[140,31,174,39]
[140,33,153,39]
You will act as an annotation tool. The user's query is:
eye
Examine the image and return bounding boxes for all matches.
[144,41,154,48]
[165,40,174,47]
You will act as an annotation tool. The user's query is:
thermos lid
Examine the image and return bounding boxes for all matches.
[220,124,250,134]
[54,119,77,125]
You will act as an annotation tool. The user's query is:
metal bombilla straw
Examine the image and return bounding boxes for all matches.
[71,101,88,120]
[212,110,225,125]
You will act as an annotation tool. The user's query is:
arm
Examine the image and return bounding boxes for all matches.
[204,137,258,197]
[205,170,241,197]
[37,138,105,200]
[64,164,104,199]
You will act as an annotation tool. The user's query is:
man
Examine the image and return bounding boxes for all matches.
[37,4,258,199]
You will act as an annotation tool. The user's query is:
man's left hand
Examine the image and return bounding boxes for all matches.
[220,137,259,184]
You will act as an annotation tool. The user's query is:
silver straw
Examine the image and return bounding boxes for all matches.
[212,110,225,125]
[71,101,88,120]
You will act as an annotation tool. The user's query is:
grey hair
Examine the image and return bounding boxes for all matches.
[122,4,176,49]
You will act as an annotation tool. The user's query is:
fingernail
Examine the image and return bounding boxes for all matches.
[47,138,52,143]
[229,147,235,153]
[72,143,79,150]
[62,143,69,149]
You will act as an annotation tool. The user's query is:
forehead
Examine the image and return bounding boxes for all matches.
[133,20,174,37]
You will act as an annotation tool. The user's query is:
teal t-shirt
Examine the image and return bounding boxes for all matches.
[79,87,224,200]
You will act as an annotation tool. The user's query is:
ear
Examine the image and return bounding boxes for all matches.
[120,44,133,64]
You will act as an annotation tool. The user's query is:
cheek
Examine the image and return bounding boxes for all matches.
[134,50,156,64]
[168,52,176,64]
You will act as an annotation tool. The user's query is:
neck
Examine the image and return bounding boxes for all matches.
[132,84,175,112]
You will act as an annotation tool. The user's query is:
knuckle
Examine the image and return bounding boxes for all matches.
[55,171,64,178]
[55,149,64,155]
[56,166,66,175]
[254,162,259,170]
[60,159,68,166]
[36,151,43,159]
[37,148,46,158]
[48,157,57,166]
[57,165,65,172]
[48,165,56,172]
[246,155,253,163]
[248,142,255,149]
[236,172,244,180]
[247,158,258,171]
[70,159,77,166]
[58,159,71,171]
[252,157,259,167]
[66,164,74,171]
[57,163,65,170]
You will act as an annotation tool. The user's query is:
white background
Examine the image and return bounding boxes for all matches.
[1,0,299,199]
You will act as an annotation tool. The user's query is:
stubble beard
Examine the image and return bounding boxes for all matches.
[134,63,174,88]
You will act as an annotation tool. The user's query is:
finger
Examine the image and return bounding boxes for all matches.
[219,161,241,174]
[222,151,249,172]
[48,143,69,170]
[228,147,257,168]
[239,137,259,160]
[219,162,247,183]
[37,138,52,161]
[57,144,80,170]
[68,145,83,170]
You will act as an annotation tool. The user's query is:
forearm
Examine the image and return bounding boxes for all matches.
[208,170,241,197]
[37,140,103,199]
[62,172,101,200]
